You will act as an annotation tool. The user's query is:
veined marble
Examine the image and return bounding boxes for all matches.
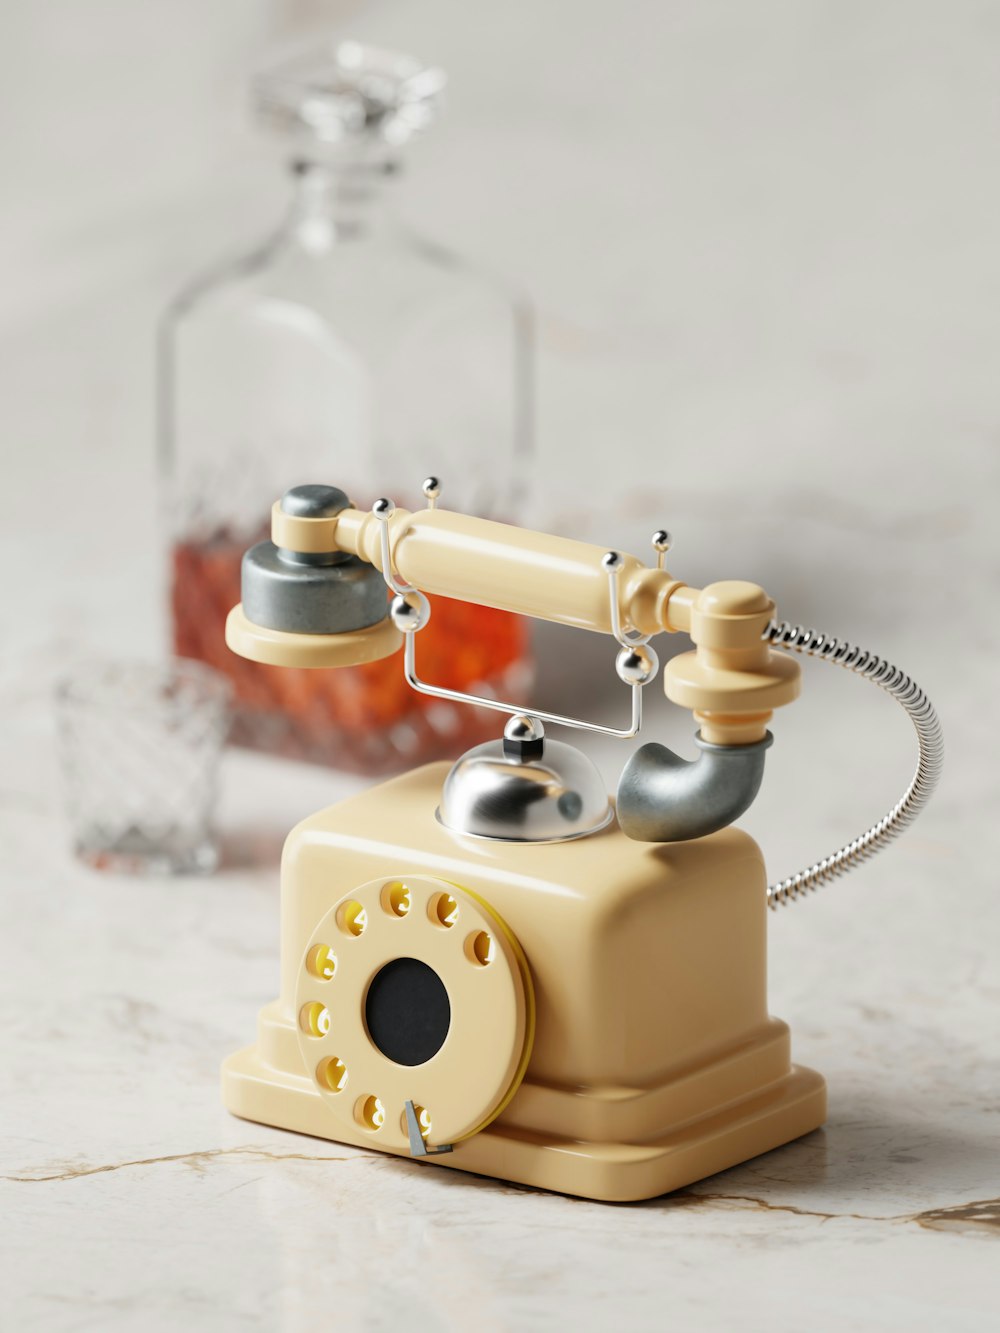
[2,1,998,1327]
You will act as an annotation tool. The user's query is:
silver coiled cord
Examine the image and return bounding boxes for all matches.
[762,621,944,910]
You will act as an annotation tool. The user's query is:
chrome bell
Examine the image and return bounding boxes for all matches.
[438,715,613,843]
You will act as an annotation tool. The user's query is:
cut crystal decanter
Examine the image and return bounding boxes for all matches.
[159,42,534,772]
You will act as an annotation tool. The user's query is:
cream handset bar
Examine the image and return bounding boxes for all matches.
[226,483,941,906]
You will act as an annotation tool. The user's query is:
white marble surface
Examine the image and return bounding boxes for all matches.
[1,725,997,1333]
[2,1,999,1329]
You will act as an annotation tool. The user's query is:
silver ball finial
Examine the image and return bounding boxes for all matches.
[390,592,431,633]
[602,551,624,573]
[651,529,672,570]
[422,476,441,503]
[372,497,395,519]
[615,643,659,686]
[502,713,545,760]
[504,713,545,745]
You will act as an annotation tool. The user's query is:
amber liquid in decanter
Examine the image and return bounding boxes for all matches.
[172,531,530,773]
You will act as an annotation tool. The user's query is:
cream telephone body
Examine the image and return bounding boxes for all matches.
[221,481,941,1202]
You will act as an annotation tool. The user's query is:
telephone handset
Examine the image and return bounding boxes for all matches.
[221,480,942,1201]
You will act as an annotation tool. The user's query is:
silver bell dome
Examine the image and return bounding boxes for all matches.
[437,716,612,843]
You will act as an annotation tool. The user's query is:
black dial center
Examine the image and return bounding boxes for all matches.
[364,957,451,1067]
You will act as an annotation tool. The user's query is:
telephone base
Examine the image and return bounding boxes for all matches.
[222,1042,825,1204]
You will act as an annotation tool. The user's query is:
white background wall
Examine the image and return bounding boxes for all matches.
[1,0,995,876]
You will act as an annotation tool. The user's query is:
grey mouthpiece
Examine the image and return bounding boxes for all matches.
[616,732,773,842]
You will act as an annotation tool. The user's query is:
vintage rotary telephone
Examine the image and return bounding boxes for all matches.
[221,480,942,1202]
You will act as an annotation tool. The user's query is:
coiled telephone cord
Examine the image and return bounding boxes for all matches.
[762,621,944,909]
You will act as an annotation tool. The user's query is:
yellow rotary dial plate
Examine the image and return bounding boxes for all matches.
[294,875,534,1151]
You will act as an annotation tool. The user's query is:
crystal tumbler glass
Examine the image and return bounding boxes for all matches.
[55,660,232,874]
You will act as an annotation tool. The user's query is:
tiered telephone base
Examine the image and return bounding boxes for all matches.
[222,1009,825,1203]
[221,764,825,1203]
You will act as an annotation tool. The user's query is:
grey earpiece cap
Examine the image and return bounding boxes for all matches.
[280,484,351,519]
[241,541,389,635]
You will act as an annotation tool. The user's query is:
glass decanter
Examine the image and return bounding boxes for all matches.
[159,42,534,773]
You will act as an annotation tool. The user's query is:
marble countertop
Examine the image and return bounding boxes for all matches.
[2,582,996,1331]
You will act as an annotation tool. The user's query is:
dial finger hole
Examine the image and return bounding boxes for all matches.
[316,1056,348,1093]
[354,1094,386,1132]
[306,943,337,980]
[465,930,495,967]
[380,880,411,918]
[299,1001,331,1037]
[401,1103,432,1140]
[428,892,458,929]
[336,900,367,938]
